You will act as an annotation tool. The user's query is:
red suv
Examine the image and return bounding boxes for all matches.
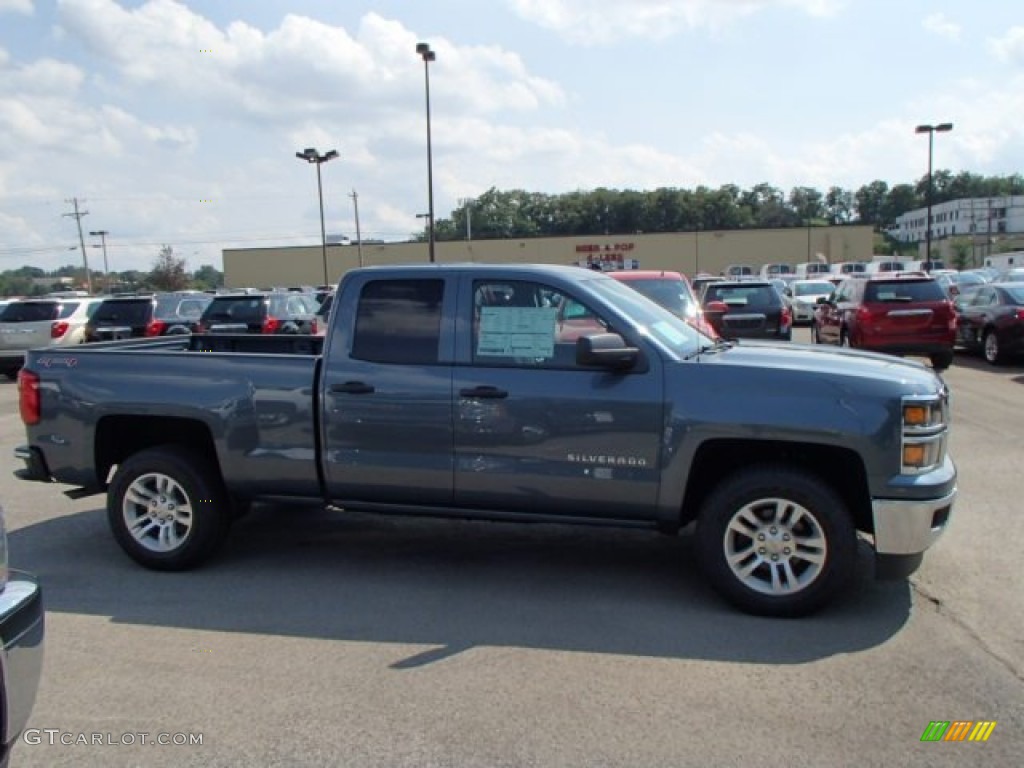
[812,273,956,370]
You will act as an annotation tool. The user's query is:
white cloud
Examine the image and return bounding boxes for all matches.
[55,1,564,119]
[0,0,33,15]
[505,0,845,44]
[989,26,1024,65]
[923,13,961,43]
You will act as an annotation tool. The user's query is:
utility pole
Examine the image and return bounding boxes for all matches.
[350,190,364,267]
[89,230,110,293]
[63,197,93,293]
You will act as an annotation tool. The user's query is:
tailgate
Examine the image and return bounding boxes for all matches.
[0,321,52,351]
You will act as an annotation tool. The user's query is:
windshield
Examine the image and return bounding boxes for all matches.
[622,278,697,318]
[587,277,709,357]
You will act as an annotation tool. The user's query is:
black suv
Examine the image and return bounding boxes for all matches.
[700,280,793,341]
[85,293,213,341]
[196,291,320,334]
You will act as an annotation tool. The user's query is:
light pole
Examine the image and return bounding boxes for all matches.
[416,42,436,263]
[295,147,339,286]
[914,122,953,268]
[89,230,110,293]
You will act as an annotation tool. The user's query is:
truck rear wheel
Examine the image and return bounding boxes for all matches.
[107,445,231,571]
[695,466,856,617]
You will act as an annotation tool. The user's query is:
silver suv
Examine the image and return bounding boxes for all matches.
[0,296,104,379]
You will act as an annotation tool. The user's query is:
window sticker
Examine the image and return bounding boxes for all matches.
[477,307,557,358]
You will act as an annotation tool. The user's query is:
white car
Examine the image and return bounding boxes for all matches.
[0,296,105,379]
[785,279,836,324]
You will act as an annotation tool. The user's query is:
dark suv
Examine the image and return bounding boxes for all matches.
[700,280,793,341]
[195,291,320,334]
[812,273,956,370]
[85,293,213,341]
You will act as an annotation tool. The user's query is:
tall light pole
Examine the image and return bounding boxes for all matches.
[89,230,110,293]
[915,122,953,268]
[416,42,436,263]
[295,147,339,286]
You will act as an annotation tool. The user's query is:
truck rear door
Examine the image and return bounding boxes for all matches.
[451,275,663,520]
[320,273,456,506]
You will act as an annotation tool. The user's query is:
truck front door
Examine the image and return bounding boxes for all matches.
[320,275,455,506]
[452,277,663,521]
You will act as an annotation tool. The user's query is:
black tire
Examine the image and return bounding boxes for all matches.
[983,330,1003,366]
[930,350,953,371]
[695,466,857,617]
[107,445,231,571]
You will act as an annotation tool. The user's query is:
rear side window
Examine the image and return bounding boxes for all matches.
[0,301,60,322]
[865,281,946,302]
[92,300,153,324]
[352,279,444,365]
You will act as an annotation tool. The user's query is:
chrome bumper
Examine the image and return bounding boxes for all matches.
[0,574,44,757]
[871,487,956,555]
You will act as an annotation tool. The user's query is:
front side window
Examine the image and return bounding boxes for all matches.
[471,280,609,368]
[352,279,444,365]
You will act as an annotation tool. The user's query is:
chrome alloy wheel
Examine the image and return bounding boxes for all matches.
[122,471,194,552]
[722,498,828,596]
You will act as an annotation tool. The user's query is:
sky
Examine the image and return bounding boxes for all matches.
[1,0,1022,275]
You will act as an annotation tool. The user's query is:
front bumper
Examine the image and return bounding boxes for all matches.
[871,486,956,556]
[0,573,45,763]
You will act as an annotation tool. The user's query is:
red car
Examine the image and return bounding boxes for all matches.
[606,270,718,337]
[812,273,956,370]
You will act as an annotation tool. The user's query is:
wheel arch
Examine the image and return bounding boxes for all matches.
[95,415,220,488]
[679,439,872,533]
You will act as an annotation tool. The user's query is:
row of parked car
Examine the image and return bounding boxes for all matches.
[0,289,330,379]
[606,266,1023,370]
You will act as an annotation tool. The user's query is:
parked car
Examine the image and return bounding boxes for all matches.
[812,273,956,370]
[84,292,213,342]
[785,279,836,325]
[994,267,1024,283]
[700,280,793,341]
[722,264,755,280]
[195,291,320,334]
[691,274,726,301]
[953,282,1024,364]
[0,296,104,378]
[794,262,832,279]
[314,292,334,336]
[605,270,717,337]
[758,263,794,279]
[0,503,45,768]
[829,261,867,277]
[863,259,910,275]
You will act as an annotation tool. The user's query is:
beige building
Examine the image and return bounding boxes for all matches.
[223,225,873,288]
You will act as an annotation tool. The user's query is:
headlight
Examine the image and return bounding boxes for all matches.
[901,395,948,474]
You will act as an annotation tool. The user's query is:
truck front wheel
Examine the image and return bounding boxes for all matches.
[107,446,231,571]
[695,466,857,617]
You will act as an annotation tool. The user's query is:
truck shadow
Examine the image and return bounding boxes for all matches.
[11,503,912,667]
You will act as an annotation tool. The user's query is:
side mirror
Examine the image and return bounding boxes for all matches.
[576,333,639,370]
[816,296,830,305]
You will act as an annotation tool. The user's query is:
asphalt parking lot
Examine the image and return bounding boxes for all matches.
[2,331,1022,767]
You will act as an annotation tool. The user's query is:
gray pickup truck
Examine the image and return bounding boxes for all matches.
[13,264,956,616]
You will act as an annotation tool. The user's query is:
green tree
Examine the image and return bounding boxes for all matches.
[191,264,223,290]
[148,245,189,291]
[854,180,890,227]
[825,186,854,224]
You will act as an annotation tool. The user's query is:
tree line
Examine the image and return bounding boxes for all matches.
[0,246,223,297]
[424,171,1024,242]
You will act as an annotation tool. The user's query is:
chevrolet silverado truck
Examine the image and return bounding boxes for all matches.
[13,264,956,617]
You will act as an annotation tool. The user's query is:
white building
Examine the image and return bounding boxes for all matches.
[890,196,1024,253]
